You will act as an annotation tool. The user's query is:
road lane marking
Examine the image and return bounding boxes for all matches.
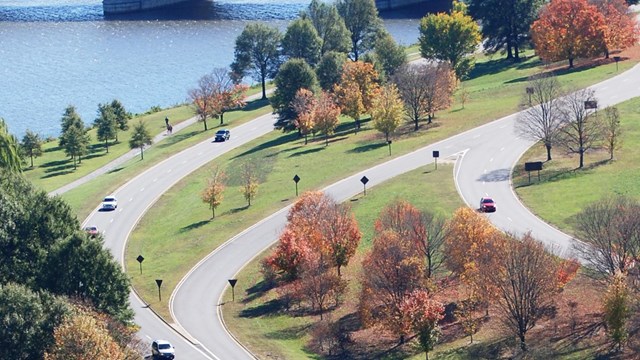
[140,188,144,192]
[473,134,481,139]
[490,158,494,162]
[500,147,505,151]
[110,219,114,223]
[153,178,158,182]
[129,198,133,202]
[167,169,172,173]
[507,217,513,222]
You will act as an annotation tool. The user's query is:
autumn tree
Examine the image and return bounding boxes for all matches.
[592,0,640,58]
[371,83,404,142]
[360,230,426,342]
[265,228,312,281]
[94,102,116,153]
[602,106,623,160]
[531,0,606,68]
[318,199,361,276]
[557,88,602,168]
[306,0,351,56]
[45,312,126,360]
[271,58,318,130]
[201,166,226,219]
[292,88,317,144]
[313,91,341,146]
[128,121,152,160]
[467,0,544,61]
[455,293,482,344]
[333,60,380,131]
[20,129,43,168]
[316,51,348,91]
[208,68,248,125]
[602,271,631,351]
[189,73,218,131]
[282,18,322,66]
[486,233,564,352]
[573,196,640,278]
[400,290,445,360]
[393,62,454,131]
[515,73,565,161]
[231,23,282,100]
[298,255,347,320]
[336,0,382,61]
[419,1,481,79]
[240,161,259,207]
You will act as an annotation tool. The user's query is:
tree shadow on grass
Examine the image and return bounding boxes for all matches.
[265,324,312,341]
[41,169,75,178]
[238,98,270,113]
[347,142,386,154]
[239,299,284,319]
[468,57,525,78]
[179,219,209,233]
[157,130,202,149]
[242,279,275,304]
[41,158,71,168]
[288,147,325,157]
[233,131,299,159]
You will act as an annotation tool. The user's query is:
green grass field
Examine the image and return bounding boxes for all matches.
[513,97,640,234]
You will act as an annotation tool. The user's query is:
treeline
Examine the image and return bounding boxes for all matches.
[0,168,142,359]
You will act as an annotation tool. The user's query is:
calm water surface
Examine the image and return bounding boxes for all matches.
[0,0,433,137]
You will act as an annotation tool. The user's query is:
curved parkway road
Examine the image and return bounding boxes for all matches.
[83,63,640,359]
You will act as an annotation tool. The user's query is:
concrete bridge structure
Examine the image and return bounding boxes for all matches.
[103,0,425,14]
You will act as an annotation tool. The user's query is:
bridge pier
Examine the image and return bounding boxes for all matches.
[375,0,428,11]
[103,0,191,14]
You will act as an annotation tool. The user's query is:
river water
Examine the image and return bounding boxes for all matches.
[0,0,441,137]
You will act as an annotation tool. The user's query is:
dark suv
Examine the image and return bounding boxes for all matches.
[214,129,230,142]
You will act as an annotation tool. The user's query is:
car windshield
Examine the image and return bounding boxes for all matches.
[86,227,97,231]
[482,198,494,203]
[104,197,115,202]
[216,131,226,135]
[158,344,171,350]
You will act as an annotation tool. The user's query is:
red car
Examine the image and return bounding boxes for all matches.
[84,225,99,238]
[479,197,496,212]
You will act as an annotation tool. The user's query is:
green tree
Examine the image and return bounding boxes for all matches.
[336,0,382,61]
[94,103,117,153]
[373,30,406,79]
[110,99,131,142]
[0,118,22,172]
[231,23,282,100]
[20,129,43,168]
[0,169,79,287]
[371,84,404,142]
[59,105,84,147]
[419,2,482,79]
[129,121,152,160]
[315,51,348,91]
[306,0,351,55]
[43,233,133,322]
[271,58,318,130]
[282,18,322,66]
[467,0,543,61]
[61,124,90,170]
[0,283,71,360]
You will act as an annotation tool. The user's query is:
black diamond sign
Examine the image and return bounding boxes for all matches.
[293,175,300,183]
[360,176,369,185]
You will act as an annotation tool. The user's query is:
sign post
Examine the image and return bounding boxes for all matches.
[155,279,163,301]
[360,176,369,196]
[432,150,440,170]
[524,161,543,183]
[293,175,300,197]
[228,279,238,302]
[136,255,144,274]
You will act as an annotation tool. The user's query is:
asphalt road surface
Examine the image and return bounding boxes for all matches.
[83,62,640,359]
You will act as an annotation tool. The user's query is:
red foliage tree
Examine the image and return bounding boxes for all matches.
[265,228,312,281]
[593,0,640,58]
[531,0,606,68]
[400,290,445,360]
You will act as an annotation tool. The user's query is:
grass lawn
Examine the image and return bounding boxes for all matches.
[119,48,640,359]
[513,97,640,234]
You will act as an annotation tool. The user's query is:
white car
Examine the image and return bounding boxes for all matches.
[101,196,118,210]
[151,339,175,359]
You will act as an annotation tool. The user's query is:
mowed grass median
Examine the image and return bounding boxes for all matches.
[124,50,639,324]
[513,97,640,234]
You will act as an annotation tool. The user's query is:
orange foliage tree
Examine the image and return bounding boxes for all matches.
[531,0,606,68]
[592,0,640,58]
[201,166,226,219]
[400,290,445,360]
[292,88,317,144]
[333,61,380,132]
[375,200,448,279]
[359,230,427,342]
[313,91,341,146]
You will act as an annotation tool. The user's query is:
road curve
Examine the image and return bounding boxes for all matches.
[82,113,276,360]
[172,62,640,359]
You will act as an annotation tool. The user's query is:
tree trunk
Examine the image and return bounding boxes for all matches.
[212,207,215,219]
[579,150,584,168]
[140,147,144,160]
[105,139,109,153]
[414,118,419,131]
[519,333,527,351]
[569,58,574,68]
[546,143,552,161]
[220,112,225,125]
[30,154,34,168]
[261,74,267,100]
